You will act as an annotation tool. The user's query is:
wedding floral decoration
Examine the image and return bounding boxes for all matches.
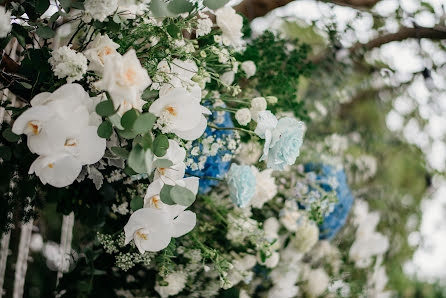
[0,1,397,297]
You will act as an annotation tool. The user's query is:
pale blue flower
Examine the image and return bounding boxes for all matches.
[266,117,305,171]
[226,164,256,208]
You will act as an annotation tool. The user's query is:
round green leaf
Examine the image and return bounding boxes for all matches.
[203,0,229,10]
[170,185,195,206]
[128,144,146,174]
[2,128,20,142]
[167,0,194,14]
[96,100,115,117]
[111,147,129,159]
[150,0,176,17]
[160,184,176,205]
[36,26,55,39]
[97,120,113,138]
[153,134,169,157]
[141,133,153,150]
[121,109,138,129]
[133,113,156,134]
[153,159,173,169]
[167,23,181,38]
[130,196,144,211]
[117,128,138,140]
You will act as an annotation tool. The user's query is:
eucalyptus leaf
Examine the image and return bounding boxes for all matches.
[128,144,146,174]
[203,0,229,10]
[167,0,194,14]
[141,133,153,150]
[36,0,50,15]
[96,100,115,117]
[108,113,124,130]
[153,134,169,157]
[150,0,176,17]
[97,120,113,138]
[160,184,176,205]
[130,196,144,211]
[153,159,173,169]
[2,128,20,143]
[117,128,138,140]
[170,185,195,206]
[167,23,180,38]
[36,26,56,39]
[111,147,129,159]
[133,113,156,134]
[121,109,138,129]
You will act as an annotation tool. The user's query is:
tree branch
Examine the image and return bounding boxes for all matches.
[234,0,382,20]
[350,25,446,53]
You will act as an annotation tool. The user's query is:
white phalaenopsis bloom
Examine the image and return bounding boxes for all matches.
[94,49,151,115]
[84,34,120,73]
[124,206,196,253]
[144,177,199,212]
[12,84,106,187]
[250,167,277,208]
[215,7,243,47]
[241,61,256,78]
[83,0,118,22]
[153,140,187,186]
[49,46,88,83]
[0,6,12,38]
[150,88,211,140]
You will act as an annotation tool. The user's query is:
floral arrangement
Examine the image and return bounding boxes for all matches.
[0,1,394,297]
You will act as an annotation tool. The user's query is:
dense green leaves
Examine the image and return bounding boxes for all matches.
[153,134,169,157]
[97,121,113,138]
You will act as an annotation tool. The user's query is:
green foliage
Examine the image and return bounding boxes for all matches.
[153,134,169,157]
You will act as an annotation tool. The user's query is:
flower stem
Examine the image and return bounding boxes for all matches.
[208,124,255,135]
[185,172,225,182]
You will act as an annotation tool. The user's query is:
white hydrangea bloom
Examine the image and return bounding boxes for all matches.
[305,268,330,297]
[235,108,251,126]
[221,71,235,85]
[0,6,12,38]
[84,0,119,22]
[196,17,213,37]
[215,7,243,47]
[49,46,88,83]
[250,167,277,208]
[155,271,187,297]
[241,61,256,78]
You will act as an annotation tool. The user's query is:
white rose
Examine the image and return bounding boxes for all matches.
[235,108,251,126]
[241,61,256,78]
[250,97,267,121]
[215,7,243,47]
[220,70,235,85]
[84,33,120,74]
[94,49,151,115]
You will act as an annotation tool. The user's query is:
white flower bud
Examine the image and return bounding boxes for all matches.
[235,108,252,126]
[251,97,267,111]
[221,71,235,85]
[266,96,278,104]
[241,61,256,78]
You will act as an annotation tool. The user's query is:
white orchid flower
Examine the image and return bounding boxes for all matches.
[143,177,199,214]
[149,88,211,140]
[12,84,106,187]
[94,49,151,115]
[153,139,187,185]
[124,204,197,253]
[83,33,120,74]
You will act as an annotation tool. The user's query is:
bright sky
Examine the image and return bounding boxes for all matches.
[235,0,446,282]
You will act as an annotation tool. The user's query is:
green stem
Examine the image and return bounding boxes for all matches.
[185,172,224,182]
[208,124,255,135]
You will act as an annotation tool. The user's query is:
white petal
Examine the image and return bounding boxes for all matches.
[171,210,196,238]
[12,105,52,135]
[172,116,207,141]
[29,154,82,188]
[183,177,199,195]
[77,126,106,164]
